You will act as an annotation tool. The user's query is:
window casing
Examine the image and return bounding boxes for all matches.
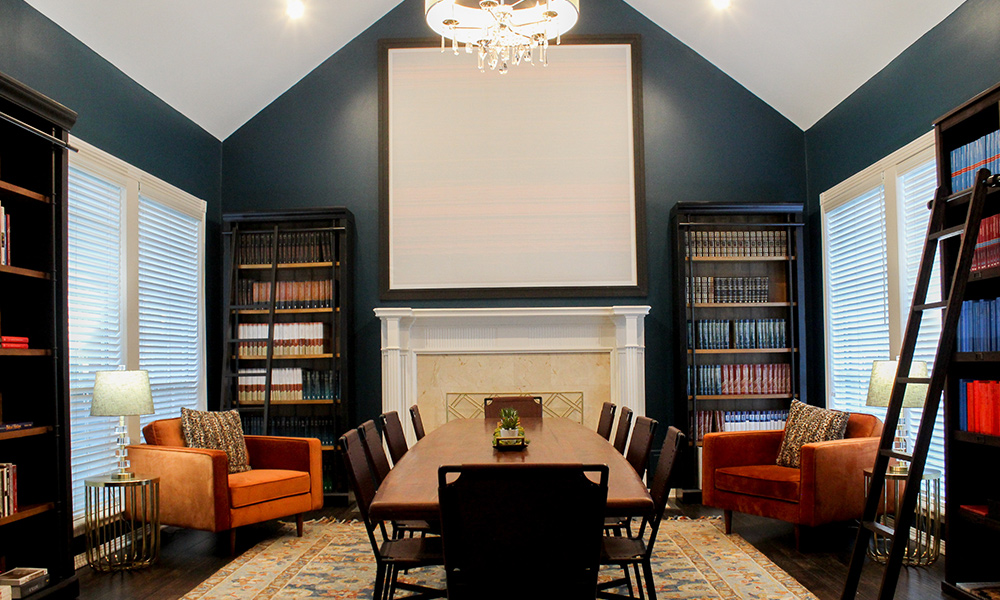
[67,137,206,521]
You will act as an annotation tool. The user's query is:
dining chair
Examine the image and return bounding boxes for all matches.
[438,463,609,599]
[359,420,392,486]
[625,416,658,480]
[483,395,543,419]
[379,411,409,465]
[409,404,426,441]
[612,406,634,455]
[596,402,617,440]
[338,430,445,600]
[598,426,685,600]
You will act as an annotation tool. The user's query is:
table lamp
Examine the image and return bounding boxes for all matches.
[865,359,928,474]
[91,369,154,480]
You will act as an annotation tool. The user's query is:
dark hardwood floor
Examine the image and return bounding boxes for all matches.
[76,499,949,600]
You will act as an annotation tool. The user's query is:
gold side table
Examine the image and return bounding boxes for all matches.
[84,475,160,571]
[863,467,941,566]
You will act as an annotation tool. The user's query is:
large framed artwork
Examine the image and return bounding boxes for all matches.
[379,35,646,300]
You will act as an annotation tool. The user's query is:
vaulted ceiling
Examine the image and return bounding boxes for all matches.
[23,0,964,140]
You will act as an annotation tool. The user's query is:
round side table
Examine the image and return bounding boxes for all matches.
[863,467,941,566]
[84,475,160,571]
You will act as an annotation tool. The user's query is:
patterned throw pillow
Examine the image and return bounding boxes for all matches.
[775,400,850,468]
[180,408,252,474]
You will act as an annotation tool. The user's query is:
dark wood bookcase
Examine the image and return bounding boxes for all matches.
[0,73,79,597]
[933,82,1000,599]
[221,209,354,503]
[671,203,806,492]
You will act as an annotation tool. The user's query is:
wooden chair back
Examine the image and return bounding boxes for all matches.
[625,416,658,480]
[409,404,426,441]
[483,395,543,419]
[596,402,616,440]
[438,463,608,599]
[379,411,409,465]
[358,420,391,487]
[612,406,633,454]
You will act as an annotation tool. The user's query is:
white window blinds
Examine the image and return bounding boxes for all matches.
[67,166,125,519]
[138,195,203,428]
[825,186,891,414]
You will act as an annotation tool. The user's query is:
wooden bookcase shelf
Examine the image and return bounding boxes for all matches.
[222,209,355,503]
[671,203,806,492]
[0,71,78,598]
[934,81,1000,597]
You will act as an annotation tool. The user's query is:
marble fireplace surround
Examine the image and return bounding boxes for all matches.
[375,306,650,443]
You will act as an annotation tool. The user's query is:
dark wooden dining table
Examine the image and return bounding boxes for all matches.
[368,416,654,521]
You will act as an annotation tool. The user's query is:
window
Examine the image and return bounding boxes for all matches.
[821,130,945,490]
[67,138,207,521]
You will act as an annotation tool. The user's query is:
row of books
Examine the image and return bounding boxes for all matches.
[321,457,340,493]
[0,200,10,266]
[686,276,770,304]
[956,298,1000,352]
[237,231,335,266]
[236,368,339,404]
[691,409,790,442]
[959,380,1000,436]
[949,129,1000,192]
[972,213,1000,272]
[687,319,787,350]
[687,363,792,396]
[685,229,789,258]
[0,568,49,599]
[0,336,29,350]
[240,415,340,445]
[236,323,326,357]
[236,279,335,309]
[0,463,16,518]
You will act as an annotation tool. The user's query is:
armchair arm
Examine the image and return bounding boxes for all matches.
[702,430,784,505]
[799,436,881,526]
[126,444,231,532]
[244,435,323,511]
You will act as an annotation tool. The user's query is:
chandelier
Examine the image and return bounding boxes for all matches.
[425,0,581,73]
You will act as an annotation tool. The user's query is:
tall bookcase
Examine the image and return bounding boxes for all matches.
[933,82,1000,599]
[0,73,79,597]
[671,203,806,492]
[221,209,354,503]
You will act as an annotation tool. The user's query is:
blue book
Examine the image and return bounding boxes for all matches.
[959,379,968,431]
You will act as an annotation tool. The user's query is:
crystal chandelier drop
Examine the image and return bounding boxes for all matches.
[425,0,581,74]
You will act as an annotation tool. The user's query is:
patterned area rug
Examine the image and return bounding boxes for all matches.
[181,517,817,600]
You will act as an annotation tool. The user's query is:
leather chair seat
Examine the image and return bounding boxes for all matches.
[715,465,800,503]
[229,469,312,508]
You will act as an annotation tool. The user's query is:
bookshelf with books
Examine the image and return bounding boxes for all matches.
[671,203,806,493]
[933,82,1000,599]
[0,73,78,597]
[221,209,354,503]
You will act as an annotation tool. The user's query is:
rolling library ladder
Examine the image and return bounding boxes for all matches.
[841,169,998,600]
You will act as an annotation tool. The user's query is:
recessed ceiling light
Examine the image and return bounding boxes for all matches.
[287,0,305,19]
[712,0,732,9]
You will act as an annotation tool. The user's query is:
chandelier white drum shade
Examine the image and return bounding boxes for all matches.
[425,0,581,72]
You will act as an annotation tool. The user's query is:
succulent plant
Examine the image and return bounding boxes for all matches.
[499,407,520,430]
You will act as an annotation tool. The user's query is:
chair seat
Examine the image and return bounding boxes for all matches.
[601,535,646,562]
[229,469,311,508]
[380,535,444,565]
[714,464,800,503]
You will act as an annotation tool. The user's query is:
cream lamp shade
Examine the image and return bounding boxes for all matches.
[91,370,154,417]
[865,360,928,408]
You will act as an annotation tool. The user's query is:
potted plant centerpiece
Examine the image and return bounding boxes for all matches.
[498,408,521,438]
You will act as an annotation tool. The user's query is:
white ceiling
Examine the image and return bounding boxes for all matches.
[24,0,964,141]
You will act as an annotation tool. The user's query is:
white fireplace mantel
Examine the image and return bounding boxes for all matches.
[376,306,651,442]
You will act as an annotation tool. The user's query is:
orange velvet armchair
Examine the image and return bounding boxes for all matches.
[702,413,882,548]
[127,417,323,553]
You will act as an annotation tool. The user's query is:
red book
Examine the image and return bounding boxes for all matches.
[0,343,29,349]
[0,336,28,343]
[969,382,979,434]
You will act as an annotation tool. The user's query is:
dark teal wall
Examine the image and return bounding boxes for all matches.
[803,0,1000,401]
[221,0,808,430]
[0,0,224,402]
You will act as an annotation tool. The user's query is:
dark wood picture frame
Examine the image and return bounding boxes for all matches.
[378,35,647,300]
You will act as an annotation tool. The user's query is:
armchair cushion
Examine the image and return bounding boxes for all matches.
[715,464,800,503]
[776,400,849,468]
[229,469,311,508]
[181,408,251,473]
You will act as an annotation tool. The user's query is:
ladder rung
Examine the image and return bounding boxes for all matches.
[928,224,964,241]
[880,449,913,462]
[914,301,947,311]
[897,376,931,385]
[862,520,895,539]
[236,405,265,412]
